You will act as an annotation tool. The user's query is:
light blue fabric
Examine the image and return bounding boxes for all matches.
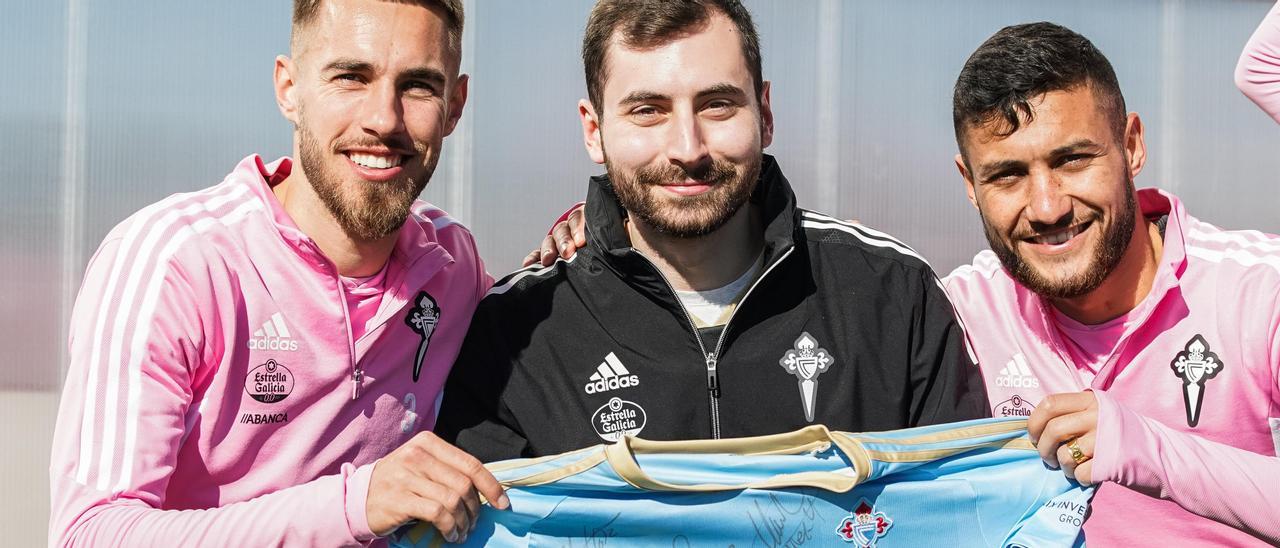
[392,418,1092,547]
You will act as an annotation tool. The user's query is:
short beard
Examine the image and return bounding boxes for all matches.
[296,122,432,241]
[607,155,760,239]
[984,178,1137,300]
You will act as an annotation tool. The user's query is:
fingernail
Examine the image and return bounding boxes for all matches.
[498,493,511,509]
[445,531,458,543]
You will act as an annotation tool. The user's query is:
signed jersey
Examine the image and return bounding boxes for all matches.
[393,418,1092,547]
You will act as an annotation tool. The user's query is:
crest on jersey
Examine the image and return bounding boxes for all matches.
[405,291,440,382]
[835,498,892,546]
[1170,334,1224,427]
[779,332,835,422]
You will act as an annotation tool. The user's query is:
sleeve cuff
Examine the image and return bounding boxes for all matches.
[343,461,379,542]
[1090,390,1128,485]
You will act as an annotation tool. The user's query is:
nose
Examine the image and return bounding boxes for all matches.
[1023,169,1073,228]
[664,108,711,173]
[357,80,405,139]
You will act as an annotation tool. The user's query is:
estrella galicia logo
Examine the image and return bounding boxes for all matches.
[835,498,892,546]
[592,397,647,442]
[1170,334,1224,427]
[405,291,440,382]
[994,394,1035,418]
[245,359,294,403]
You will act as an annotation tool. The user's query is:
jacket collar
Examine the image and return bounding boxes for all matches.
[236,154,453,273]
[581,154,800,301]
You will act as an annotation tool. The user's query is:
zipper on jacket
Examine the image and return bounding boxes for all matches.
[628,245,794,439]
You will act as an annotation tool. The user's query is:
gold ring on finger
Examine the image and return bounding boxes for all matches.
[1067,437,1089,466]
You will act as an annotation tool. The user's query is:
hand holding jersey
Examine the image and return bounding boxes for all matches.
[366,432,509,543]
[1027,392,1098,486]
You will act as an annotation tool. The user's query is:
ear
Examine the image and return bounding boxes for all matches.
[274,55,300,126]
[1122,112,1146,180]
[955,153,980,211]
[443,74,470,137]
[580,98,605,165]
[759,80,774,149]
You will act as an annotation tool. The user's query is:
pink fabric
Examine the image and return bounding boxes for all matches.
[49,155,492,547]
[1050,306,1132,382]
[343,261,394,343]
[944,188,1280,545]
[1236,1,1280,123]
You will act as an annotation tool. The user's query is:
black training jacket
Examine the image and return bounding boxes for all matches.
[436,155,990,462]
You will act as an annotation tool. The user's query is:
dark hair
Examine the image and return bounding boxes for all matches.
[292,0,464,55]
[582,0,763,112]
[952,22,1126,153]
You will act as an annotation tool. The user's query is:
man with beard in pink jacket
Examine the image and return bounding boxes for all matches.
[49,1,508,546]
[946,22,1280,545]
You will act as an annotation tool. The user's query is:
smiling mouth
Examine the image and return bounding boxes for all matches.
[1024,220,1092,246]
[346,152,404,169]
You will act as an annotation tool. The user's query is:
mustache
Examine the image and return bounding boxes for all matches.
[633,160,737,187]
[1010,212,1098,241]
[331,136,421,155]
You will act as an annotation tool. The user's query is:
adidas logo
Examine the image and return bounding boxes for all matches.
[584,352,640,394]
[247,312,299,352]
[995,354,1040,389]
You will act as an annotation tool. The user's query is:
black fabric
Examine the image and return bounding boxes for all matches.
[435,155,991,462]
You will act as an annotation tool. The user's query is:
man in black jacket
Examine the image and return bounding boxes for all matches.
[436,0,989,462]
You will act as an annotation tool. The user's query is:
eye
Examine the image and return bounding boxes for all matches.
[1057,153,1093,168]
[629,105,662,124]
[702,99,738,118]
[984,170,1023,185]
[402,80,439,96]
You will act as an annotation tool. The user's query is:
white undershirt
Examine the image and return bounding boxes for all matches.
[673,254,765,327]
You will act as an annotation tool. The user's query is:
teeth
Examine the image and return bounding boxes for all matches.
[348,153,402,169]
[1032,224,1084,245]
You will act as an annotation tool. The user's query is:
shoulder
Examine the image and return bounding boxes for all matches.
[483,253,579,302]
[100,179,262,273]
[1181,215,1280,284]
[941,250,1007,289]
[797,209,934,276]
[409,201,479,253]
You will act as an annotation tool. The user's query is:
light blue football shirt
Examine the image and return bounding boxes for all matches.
[394,418,1093,547]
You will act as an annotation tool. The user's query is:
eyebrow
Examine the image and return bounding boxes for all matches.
[321,58,448,86]
[975,159,1025,180]
[1048,138,1104,157]
[616,83,748,107]
[321,58,373,74]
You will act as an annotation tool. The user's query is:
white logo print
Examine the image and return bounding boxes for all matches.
[995,354,1039,389]
[778,332,835,422]
[1171,334,1224,428]
[247,313,299,351]
[400,393,420,434]
[584,352,640,394]
[406,291,441,382]
[592,397,647,442]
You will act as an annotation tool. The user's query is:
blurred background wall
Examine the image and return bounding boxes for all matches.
[5,0,1278,543]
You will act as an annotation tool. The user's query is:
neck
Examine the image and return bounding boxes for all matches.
[1052,214,1163,325]
[272,170,398,278]
[628,205,764,292]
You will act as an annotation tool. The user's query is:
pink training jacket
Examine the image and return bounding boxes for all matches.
[1237,0,1280,123]
[49,155,491,547]
[944,188,1280,545]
